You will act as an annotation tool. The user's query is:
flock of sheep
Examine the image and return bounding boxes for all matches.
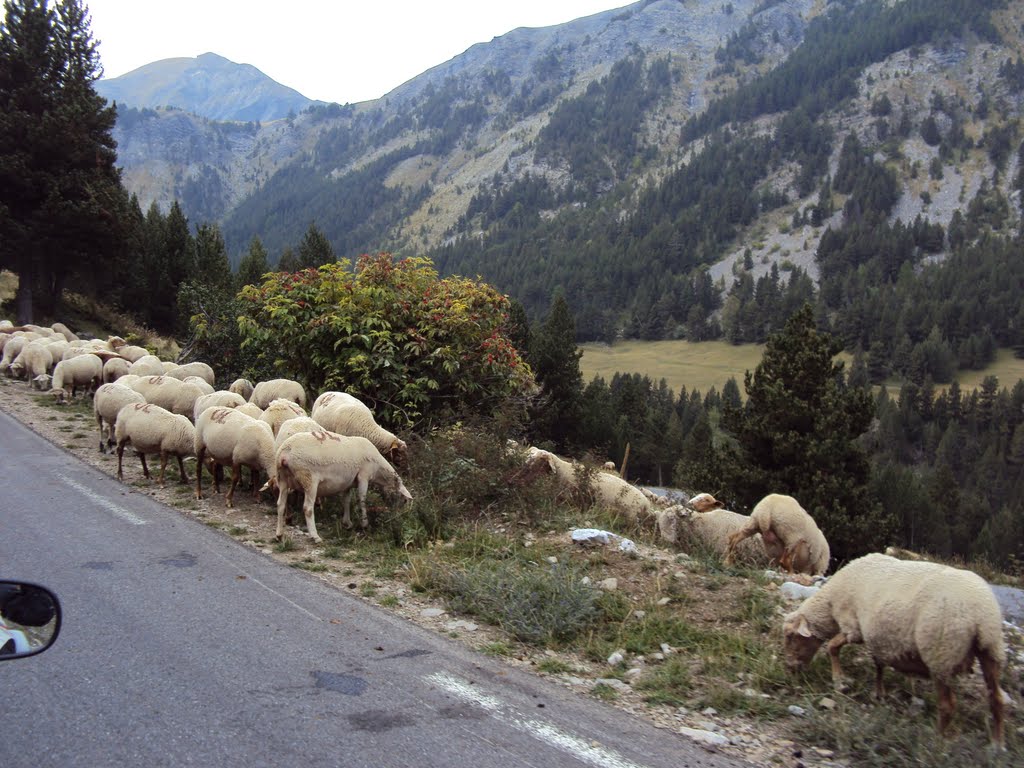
[0,319,1011,748]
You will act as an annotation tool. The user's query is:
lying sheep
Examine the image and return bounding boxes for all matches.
[782,552,1007,747]
[522,447,652,525]
[165,361,216,387]
[114,402,196,486]
[229,378,254,401]
[268,430,413,543]
[260,398,307,438]
[94,382,146,453]
[194,407,276,507]
[725,493,830,576]
[50,353,103,402]
[656,504,782,566]
[311,391,407,465]
[193,391,246,421]
[249,378,306,409]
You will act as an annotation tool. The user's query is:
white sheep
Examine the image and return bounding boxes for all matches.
[113,344,150,363]
[0,333,39,374]
[193,390,247,421]
[114,402,196,486]
[165,361,216,387]
[228,378,254,401]
[249,378,306,409]
[522,447,652,525]
[49,322,78,342]
[311,391,407,465]
[725,493,830,576]
[50,353,103,402]
[102,356,131,383]
[656,504,782,566]
[127,375,208,419]
[234,402,264,419]
[9,340,53,383]
[194,407,276,507]
[127,354,166,377]
[93,382,146,453]
[259,398,307,438]
[181,375,215,395]
[273,416,322,451]
[782,552,1007,747]
[269,430,413,543]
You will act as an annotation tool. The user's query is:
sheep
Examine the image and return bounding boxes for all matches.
[0,333,38,374]
[161,361,179,374]
[114,402,196,486]
[165,361,216,387]
[193,390,247,421]
[656,504,783,566]
[194,407,276,507]
[228,378,254,401]
[311,391,407,465]
[49,322,78,342]
[50,353,103,402]
[93,382,146,453]
[31,374,52,391]
[268,430,413,543]
[182,375,215,395]
[127,355,166,377]
[113,344,150,363]
[9,340,52,383]
[273,416,322,451]
[102,356,131,383]
[128,375,208,419]
[249,378,306,409]
[782,552,1007,747]
[521,447,652,525]
[259,397,307,438]
[234,402,264,419]
[724,493,830,576]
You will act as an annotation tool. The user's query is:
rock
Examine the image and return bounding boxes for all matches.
[594,678,631,692]
[818,697,836,710]
[780,581,820,601]
[607,649,626,666]
[445,619,478,632]
[632,610,646,619]
[657,597,672,606]
[420,607,446,618]
[679,727,729,747]
[599,577,618,592]
[788,705,807,717]
[546,556,558,564]
[660,643,674,655]
[701,707,718,716]
[624,667,644,681]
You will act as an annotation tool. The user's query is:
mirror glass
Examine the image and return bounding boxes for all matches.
[0,581,61,660]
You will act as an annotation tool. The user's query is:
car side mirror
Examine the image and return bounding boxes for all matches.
[0,581,61,660]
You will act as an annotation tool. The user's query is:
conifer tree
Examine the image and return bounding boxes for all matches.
[295,221,335,269]
[528,293,583,451]
[237,236,270,288]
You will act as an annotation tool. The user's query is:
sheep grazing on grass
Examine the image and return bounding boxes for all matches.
[182,375,215,395]
[102,356,131,383]
[49,322,78,342]
[249,378,306,409]
[725,493,830,576]
[656,502,783,566]
[194,407,276,507]
[267,430,412,543]
[127,354,165,377]
[9,340,53,383]
[127,375,208,419]
[94,382,146,453]
[113,344,150,363]
[311,391,407,466]
[165,361,216,387]
[522,447,653,525]
[783,552,1007,748]
[193,391,247,422]
[259,398,307,438]
[50,353,103,403]
[234,402,264,419]
[229,378,254,401]
[114,402,196,486]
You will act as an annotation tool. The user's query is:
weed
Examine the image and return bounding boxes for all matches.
[274,538,297,553]
[321,545,342,559]
[536,657,576,675]
[360,582,377,597]
[480,642,513,657]
[228,526,248,536]
[591,683,619,701]
[293,561,328,572]
[379,594,399,607]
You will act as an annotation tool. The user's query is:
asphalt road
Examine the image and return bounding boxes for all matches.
[0,410,752,768]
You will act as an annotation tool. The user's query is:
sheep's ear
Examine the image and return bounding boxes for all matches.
[795,615,813,638]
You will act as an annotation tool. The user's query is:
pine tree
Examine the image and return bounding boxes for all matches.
[528,293,583,451]
[295,221,335,269]
[722,304,893,562]
[237,235,270,288]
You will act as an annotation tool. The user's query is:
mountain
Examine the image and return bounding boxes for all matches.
[96,52,321,122]
[105,0,1024,364]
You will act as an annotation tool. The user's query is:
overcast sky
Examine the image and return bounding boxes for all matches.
[85,0,629,105]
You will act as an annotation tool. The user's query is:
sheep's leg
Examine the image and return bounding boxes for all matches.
[195,447,206,499]
[826,633,850,692]
[275,484,290,541]
[176,455,188,483]
[357,474,370,529]
[158,452,168,487]
[724,521,758,566]
[138,452,151,479]
[873,661,886,698]
[227,462,243,507]
[250,467,261,500]
[979,651,1005,749]
[116,440,126,480]
[303,478,322,543]
[341,487,354,529]
[97,415,105,453]
[936,681,956,738]
[212,461,222,494]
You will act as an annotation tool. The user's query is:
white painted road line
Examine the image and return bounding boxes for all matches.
[62,476,148,526]
[428,672,653,768]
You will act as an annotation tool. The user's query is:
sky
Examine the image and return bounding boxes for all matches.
[85,0,630,105]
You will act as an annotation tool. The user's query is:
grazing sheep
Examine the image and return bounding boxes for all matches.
[50,322,78,342]
[193,391,246,421]
[94,382,146,453]
[311,391,407,465]
[194,407,276,507]
[782,552,1007,747]
[165,361,216,387]
[127,354,166,377]
[259,398,307,438]
[0,333,39,374]
[273,416,322,451]
[102,356,132,383]
[127,375,208,419]
[522,447,652,525]
[9,340,53,383]
[31,374,52,391]
[249,378,306,409]
[228,378,254,401]
[657,504,783,566]
[50,353,103,402]
[114,402,196,486]
[268,430,413,543]
[725,493,830,576]
[181,375,215,395]
[113,344,150,363]
[234,402,264,419]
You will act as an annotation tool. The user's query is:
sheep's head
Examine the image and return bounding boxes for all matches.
[781,612,824,671]
[688,492,724,513]
[387,438,409,468]
[48,387,69,405]
[32,374,52,391]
